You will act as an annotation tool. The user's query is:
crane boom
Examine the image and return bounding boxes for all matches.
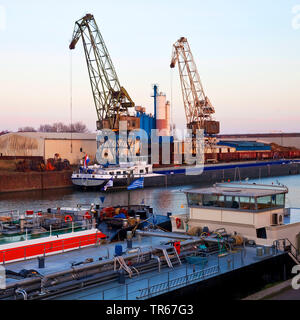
[69,13,134,130]
[170,37,219,136]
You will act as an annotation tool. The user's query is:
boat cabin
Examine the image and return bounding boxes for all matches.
[171,183,300,248]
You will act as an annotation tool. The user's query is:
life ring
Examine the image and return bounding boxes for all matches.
[84,211,92,219]
[65,215,73,223]
[176,218,182,229]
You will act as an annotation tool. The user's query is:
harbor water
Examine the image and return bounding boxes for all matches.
[1,174,299,214]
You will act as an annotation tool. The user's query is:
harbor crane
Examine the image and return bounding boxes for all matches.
[69,13,135,131]
[170,37,219,156]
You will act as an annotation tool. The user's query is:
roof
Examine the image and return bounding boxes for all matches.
[0,132,97,140]
[217,133,300,138]
[217,140,271,151]
[185,183,288,198]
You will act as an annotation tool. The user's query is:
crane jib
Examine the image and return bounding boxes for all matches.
[69,13,134,131]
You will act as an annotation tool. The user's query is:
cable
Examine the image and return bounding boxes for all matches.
[70,50,73,153]
[170,68,174,137]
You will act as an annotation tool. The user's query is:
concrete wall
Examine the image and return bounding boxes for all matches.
[0,171,73,193]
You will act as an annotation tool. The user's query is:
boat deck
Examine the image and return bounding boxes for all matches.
[54,242,283,300]
[2,230,285,300]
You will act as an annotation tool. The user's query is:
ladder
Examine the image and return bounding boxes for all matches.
[155,245,181,269]
[274,238,300,264]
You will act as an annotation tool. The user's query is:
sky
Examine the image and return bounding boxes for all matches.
[1,0,300,134]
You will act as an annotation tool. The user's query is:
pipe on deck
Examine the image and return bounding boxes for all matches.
[135,230,194,240]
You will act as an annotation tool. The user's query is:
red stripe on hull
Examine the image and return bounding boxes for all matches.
[0,232,106,263]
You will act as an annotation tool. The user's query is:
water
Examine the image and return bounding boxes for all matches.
[0,174,300,214]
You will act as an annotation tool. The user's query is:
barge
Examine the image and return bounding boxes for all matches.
[0,204,171,264]
[0,183,299,300]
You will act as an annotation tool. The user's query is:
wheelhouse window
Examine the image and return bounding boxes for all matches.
[203,194,218,207]
[187,193,203,206]
[187,193,255,210]
[275,194,285,206]
[238,196,256,210]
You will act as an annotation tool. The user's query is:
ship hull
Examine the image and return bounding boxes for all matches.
[0,229,106,264]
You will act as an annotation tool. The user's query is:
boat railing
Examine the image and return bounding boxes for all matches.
[273,238,300,261]
[0,210,20,221]
[0,226,100,265]
[95,264,219,300]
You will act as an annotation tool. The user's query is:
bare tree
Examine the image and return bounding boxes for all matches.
[18,126,37,132]
[38,122,89,133]
[70,122,88,133]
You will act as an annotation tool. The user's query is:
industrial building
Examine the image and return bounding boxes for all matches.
[217,141,272,152]
[0,132,97,165]
[217,133,300,150]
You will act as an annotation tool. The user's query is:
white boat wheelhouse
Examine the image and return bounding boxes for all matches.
[171,183,300,249]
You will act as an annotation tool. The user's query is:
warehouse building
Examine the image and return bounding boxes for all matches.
[217,133,300,149]
[217,140,272,151]
[0,132,97,165]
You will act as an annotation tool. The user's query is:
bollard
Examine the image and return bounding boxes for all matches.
[227,258,231,270]
[135,215,140,224]
[126,231,132,249]
[127,239,132,249]
[118,269,125,284]
[256,247,263,257]
[38,256,45,269]
[264,245,271,255]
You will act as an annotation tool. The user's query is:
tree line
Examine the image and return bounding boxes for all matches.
[17,122,89,133]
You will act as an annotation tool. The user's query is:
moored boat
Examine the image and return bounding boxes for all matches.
[71,161,162,189]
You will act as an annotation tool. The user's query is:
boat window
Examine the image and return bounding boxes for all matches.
[224,196,239,209]
[249,197,256,210]
[216,195,225,207]
[116,171,121,175]
[238,196,254,210]
[202,194,218,207]
[109,172,114,175]
[187,193,203,206]
[123,171,127,174]
[257,196,274,209]
[140,169,144,173]
[275,194,285,206]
